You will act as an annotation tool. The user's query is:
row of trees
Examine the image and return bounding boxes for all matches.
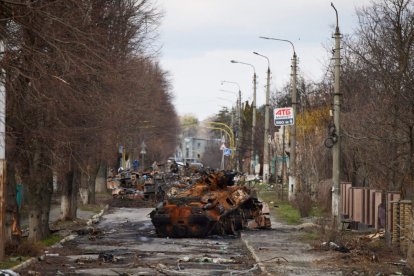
[0,0,179,257]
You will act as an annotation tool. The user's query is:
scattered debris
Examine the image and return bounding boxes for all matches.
[75,257,96,264]
[321,241,350,253]
[193,256,235,264]
[365,231,384,240]
[98,253,118,263]
[44,253,59,257]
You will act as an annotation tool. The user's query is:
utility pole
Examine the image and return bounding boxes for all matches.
[259,36,298,199]
[0,40,6,260]
[331,2,342,226]
[253,51,271,184]
[230,60,256,175]
[238,88,242,171]
[251,72,257,175]
[289,51,298,200]
[220,81,242,172]
[281,126,286,200]
[264,66,270,183]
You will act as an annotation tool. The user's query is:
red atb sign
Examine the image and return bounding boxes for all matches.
[274,107,294,126]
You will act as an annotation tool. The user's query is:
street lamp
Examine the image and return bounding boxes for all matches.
[331,2,342,226]
[221,80,242,172]
[230,60,257,175]
[260,36,298,200]
[218,92,237,146]
[253,51,271,184]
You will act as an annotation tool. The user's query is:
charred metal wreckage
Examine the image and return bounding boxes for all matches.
[150,171,271,238]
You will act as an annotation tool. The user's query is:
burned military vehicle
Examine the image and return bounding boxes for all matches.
[150,171,271,238]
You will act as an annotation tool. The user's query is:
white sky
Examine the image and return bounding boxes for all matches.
[155,0,372,121]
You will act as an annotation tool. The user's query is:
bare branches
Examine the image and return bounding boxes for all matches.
[1,0,178,240]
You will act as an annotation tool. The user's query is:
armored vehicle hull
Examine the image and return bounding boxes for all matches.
[150,172,270,238]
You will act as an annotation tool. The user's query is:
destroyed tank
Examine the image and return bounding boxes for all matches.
[150,171,271,238]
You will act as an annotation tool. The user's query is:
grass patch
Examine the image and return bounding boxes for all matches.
[6,239,44,258]
[257,189,278,204]
[301,231,320,241]
[40,234,62,247]
[256,188,301,224]
[310,206,326,217]
[0,234,60,269]
[79,204,102,213]
[0,257,28,269]
[275,202,301,224]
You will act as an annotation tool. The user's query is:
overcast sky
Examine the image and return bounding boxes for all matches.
[155,0,372,121]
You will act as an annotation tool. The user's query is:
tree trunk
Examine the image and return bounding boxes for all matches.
[60,166,79,220]
[70,168,79,218]
[80,159,100,205]
[407,125,414,270]
[27,178,52,242]
[87,160,100,204]
[60,170,72,220]
[40,180,52,238]
[95,160,107,193]
[5,162,21,243]
[28,203,41,242]
[79,168,89,205]
[26,145,53,242]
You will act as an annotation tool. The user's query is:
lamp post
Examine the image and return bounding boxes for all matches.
[331,2,342,226]
[260,36,297,200]
[221,80,242,172]
[230,60,257,175]
[253,51,271,184]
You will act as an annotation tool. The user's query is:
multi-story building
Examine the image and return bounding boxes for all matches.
[171,137,208,164]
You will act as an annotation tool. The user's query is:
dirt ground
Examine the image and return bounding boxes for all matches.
[307,228,411,275]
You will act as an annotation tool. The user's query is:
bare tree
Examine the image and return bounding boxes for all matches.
[341,0,414,192]
[0,0,178,246]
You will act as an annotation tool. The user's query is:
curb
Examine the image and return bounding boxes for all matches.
[11,205,108,273]
[241,232,272,276]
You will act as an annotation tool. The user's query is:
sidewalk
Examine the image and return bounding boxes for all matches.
[241,216,342,275]
[12,203,105,273]
[20,203,99,230]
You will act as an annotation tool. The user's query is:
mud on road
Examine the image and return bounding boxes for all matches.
[18,207,261,275]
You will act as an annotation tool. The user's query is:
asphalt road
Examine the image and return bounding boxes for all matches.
[17,207,261,275]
